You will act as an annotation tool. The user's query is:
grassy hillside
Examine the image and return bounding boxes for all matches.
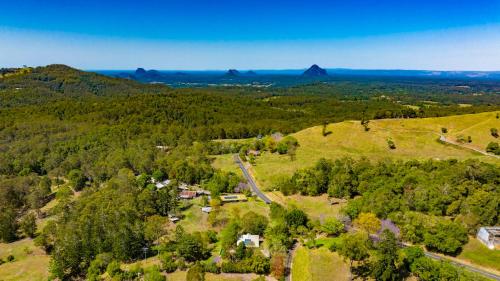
[250,111,500,188]
[0,239,50,281]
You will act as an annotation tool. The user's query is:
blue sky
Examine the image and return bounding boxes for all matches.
[1,0,500,70]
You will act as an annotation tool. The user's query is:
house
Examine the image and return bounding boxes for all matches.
[220,194,248,203]
[201,206,212,213]
[178,183,189,190]
[155,179,171,189]
[179,190,197,199]
[237,234,260,248]
[477,227,500,249]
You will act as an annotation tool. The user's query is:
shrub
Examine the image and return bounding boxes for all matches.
[486,142,500,155]
[176,233,209,262]
[321,218,345,236]
[86,253,113,280]
[186,263,205,281]
[144,266,165,281]
[285,208,308,229]
[201,260,220,274]
[19,212,37,238]
[221,254,270,275]
[67,169,86,191]
[276,142,288,154]
[441,127,448,133]
[423,221,468,254]
[6,255,14,262]
[491,128,499,138]
[387,139,396,149]
[159,252,177,273]
[241,211,269,236]
[106,260,122,277]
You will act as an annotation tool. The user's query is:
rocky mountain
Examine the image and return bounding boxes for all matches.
[302,64,328,77]
[225,69,241,77]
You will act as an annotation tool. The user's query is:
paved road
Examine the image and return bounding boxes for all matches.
[234,154,272,204]
[423,251,500,281]
[285,242,298,281]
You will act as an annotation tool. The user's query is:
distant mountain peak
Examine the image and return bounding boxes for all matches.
[225,69,240,77]
[135,68,146,75]
[303,64,328,77]
[246,70,257,76]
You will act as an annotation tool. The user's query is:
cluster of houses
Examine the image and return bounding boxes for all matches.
[153,178,263,250]
[152,178,251,223]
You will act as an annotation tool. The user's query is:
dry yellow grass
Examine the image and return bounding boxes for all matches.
[0,239,50,281]
[251,112,500,188]
[457,238,500,273]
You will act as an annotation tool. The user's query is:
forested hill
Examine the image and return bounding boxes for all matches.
[1,65,499,280]
[0,64,165,106]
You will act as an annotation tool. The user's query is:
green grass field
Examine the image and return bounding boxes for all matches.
[177,197,270,233]
[211,154,244,177]
[457,238,500,273]
[292,246,349,281]
[266,192,344,222]
[0,239,50,281]
[251,112,500,188]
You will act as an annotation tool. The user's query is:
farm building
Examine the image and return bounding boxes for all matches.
[477,227,500,249]
[179,190,197,199]
[220,194,248,203]
[237,234,260,248]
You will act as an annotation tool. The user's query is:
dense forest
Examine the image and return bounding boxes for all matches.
[276,158,499,253]
[1,65,499,280]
